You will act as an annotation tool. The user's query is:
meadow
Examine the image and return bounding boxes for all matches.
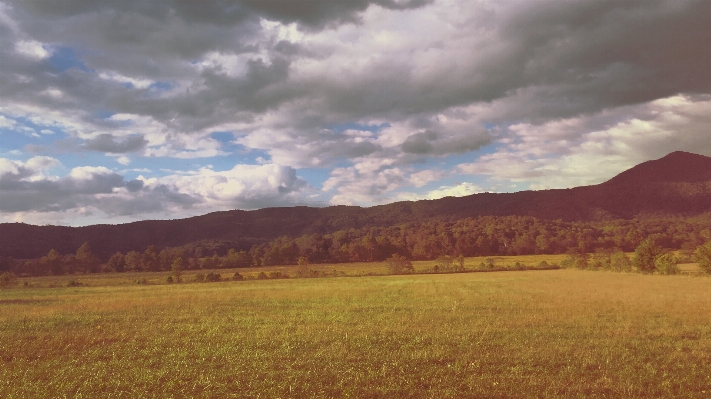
[1,256,711,398]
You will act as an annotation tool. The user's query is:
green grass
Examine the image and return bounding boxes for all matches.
[2,265,711,397]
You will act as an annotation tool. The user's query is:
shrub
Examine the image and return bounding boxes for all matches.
[232,272,244,281]
[257,271,268,280]
[193,273,205,282]
[205,272,221,282]
[135,278,148,285]
[165,276,174,284]
[268,271,287,279]
[0,272,19,287]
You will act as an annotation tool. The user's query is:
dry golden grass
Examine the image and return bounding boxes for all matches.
[2,264,711,397]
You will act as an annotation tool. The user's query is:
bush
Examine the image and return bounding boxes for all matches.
[268,271,287,279]
[232,272,244,281]
[165,276,174,284]
[205,272,221,282]
[135,278,148,285]
[257,271,268,280]
[193,273,205,282]
[0,272,19,287]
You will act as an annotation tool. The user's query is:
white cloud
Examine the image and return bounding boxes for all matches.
[14,40,50,59]
[459,95,711,190]
[0,115,16,128]
[98,71,155,89]
[397,182,483,201]
[68,166,114,180]
[164,163,308,209]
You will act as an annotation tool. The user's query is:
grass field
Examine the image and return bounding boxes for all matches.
[2,259,711,397]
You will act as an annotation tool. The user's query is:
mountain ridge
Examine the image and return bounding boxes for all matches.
[2,151,711,259]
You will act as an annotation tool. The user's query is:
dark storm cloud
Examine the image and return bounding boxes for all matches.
[14,0,432,29]
[5,0,710,138]
[83,134,148,153]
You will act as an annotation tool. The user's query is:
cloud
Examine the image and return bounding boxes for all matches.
[164,163,310,209]
[459,94,711,190]
[83,134,148,153]
[0,154,311,223]
[1,0,711,224]
[14,40,49,59]
[397,182,483,201]
[0,157,198,215]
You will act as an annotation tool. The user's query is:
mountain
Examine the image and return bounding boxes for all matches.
[2,151,711,259]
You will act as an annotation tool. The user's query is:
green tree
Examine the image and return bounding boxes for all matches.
[105,252,126,273]
[171,257,184,283]
[41,249,64,276]
[125,251,142,272]
[610,251,632,272]
[654,253,679,275]
[143,245,160,272]
[633,237,663,274]
[296,256,310,277]
[692,241,711,274]
[76,242,100,274]
[0,272,18,287]
[455,254,465,272]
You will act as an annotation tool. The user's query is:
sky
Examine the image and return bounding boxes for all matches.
[1,0,711,226]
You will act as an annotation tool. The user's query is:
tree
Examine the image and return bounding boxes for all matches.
[296,256,310,277]
[105,252,126,273]
[171,257,184,283]
[633,237,663,273]
[436,255,454,272]
[143,245,160,272]
[455,254,465,272]
[386,254,413,275]
[693,241,711,274]
[0,272,18,287]
[610,251,632,272]
[125,251,142,272]
[40,249,64,276]
[654,252,679,275]
[76,242,100,274]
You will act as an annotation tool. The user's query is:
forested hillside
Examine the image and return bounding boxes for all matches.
[1,151,711,263]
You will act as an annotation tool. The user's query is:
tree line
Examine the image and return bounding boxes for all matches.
[3,214,711,277]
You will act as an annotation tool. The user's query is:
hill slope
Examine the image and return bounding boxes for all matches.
[2,151,711,259]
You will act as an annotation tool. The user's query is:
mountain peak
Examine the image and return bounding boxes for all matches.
[604,151,711,185]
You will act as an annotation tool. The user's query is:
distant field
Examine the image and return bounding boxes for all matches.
[10,253,572,288]
[2,261,711,397]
